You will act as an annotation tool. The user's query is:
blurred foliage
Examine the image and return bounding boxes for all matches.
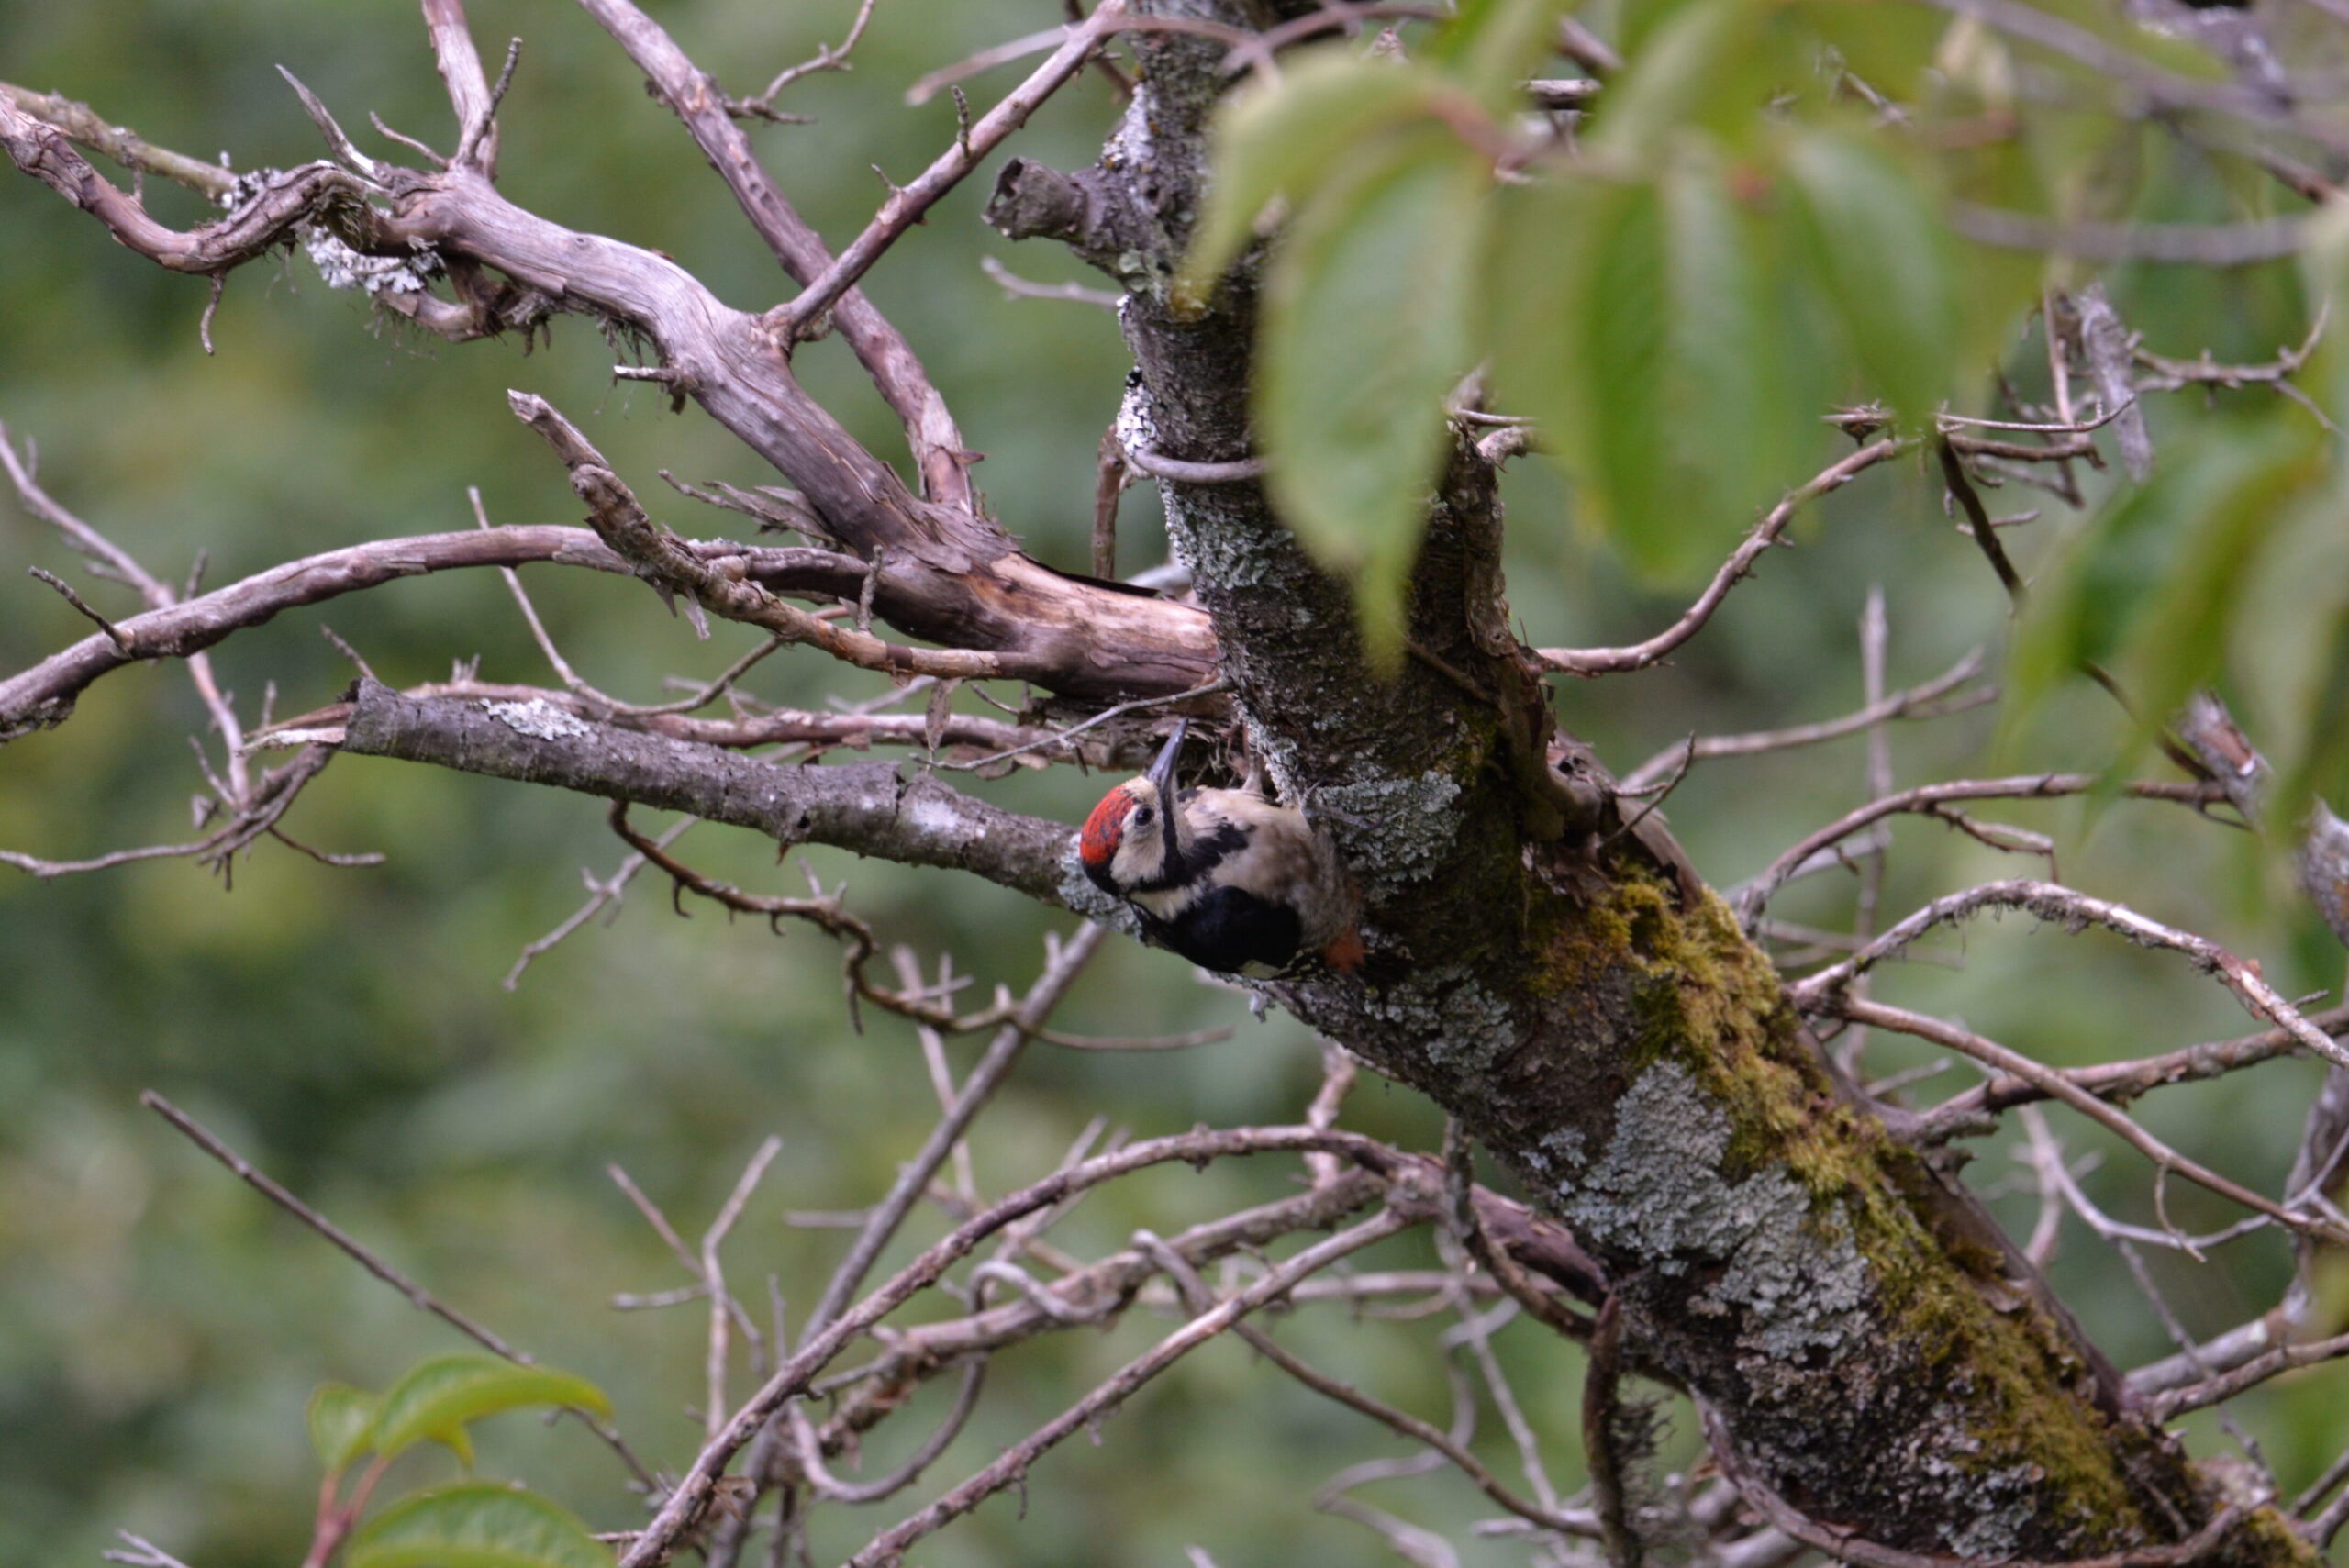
[2,3,2349,1567]
[1203,0,2349,806]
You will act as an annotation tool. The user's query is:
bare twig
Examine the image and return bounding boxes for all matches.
[102,1532,198,1568]
[2151,1323,2349,1419]
[788,1361,985,1504]
[1542,439,1905,675]
[1916,1005,2349,1140]
[1121,445,1269,484]
[842,1209,1413,1567]
[4,421,250,794]
[1954,206,2311,267]
[142,1092,655,1486]
[802,923,1105,1339]
[506,817,694,989]
[980,253,1121,308]
[907,25,1073,106]
[1618,649,1987,794]
[1832,999,2332,1244]
[1737,775,2224,927]
[935,677,1227,773]
[746,0,884,108]
[616,1125,1410,1567]
[0,83,237,197]
[1793,881,2349,1078]
[1136,1232,1600,1540]
[772,2,1125,340]
[1582,1296,1641,1568]
[702,1139,787,1440]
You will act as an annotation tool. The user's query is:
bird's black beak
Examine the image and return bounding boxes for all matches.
[1146,718,1187,797]
[1147,719,1187,862]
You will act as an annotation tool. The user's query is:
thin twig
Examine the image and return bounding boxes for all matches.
[772,2,1124,339]
[1793,881,2349,1080]
[1542,439,1905,674]
[1136,1232,1600,1540]
[980,253,1120,308]
[1618,649,1987,793]
[142,1092,655,1486]
[616,1125,1409,1567]
[841,1210,1413,1567]
[1737,775,2224,927]
[1833,999,2331,1245]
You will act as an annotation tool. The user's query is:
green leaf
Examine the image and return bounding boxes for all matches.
[1486,150,1816,576]
[373,1356,614,1465]
[1781,125,1959,425]
[2274,601,2349,848]
[2010,420,2325,764]
[1431,0,1575,109]
[1788,0,1950,103]
[1181,50,1440,299]
[347,1484,611,1568]
[1257,130,1486,669]
[1587,0,1781,162]
[2120,428,2324,738]
[309,1384,380,1475]
[2298,198,2349,429]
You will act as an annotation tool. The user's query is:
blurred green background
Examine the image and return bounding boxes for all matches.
[4,3,2348,1564]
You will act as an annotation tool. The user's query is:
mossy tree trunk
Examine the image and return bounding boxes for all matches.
[991,4,2310,1560]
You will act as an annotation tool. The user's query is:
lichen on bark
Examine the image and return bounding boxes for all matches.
[990,3,2316,1560]
[1505,869,2260,1560]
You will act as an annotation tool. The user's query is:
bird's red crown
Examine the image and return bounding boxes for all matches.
[1079,783,1139,869]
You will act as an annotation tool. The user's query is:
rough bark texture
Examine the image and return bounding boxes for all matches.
[989,5,2299,1562]
[341,678,1079,909]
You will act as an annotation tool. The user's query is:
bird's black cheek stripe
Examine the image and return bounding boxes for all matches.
[1129,820,1250,894]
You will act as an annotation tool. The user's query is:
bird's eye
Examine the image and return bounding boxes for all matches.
[1132,806,1153,826]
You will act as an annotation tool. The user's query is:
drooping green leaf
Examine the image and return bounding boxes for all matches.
[347,1484,610,1568]
[373,1356,613,1465]
[2009,420,2325,767]
[2120,426,2325,740]
[1789,0,1950,104]
[1586,0,1782,162]
[2298,198,2349,429]
[308,1384,380,1475]
[1486,147,1814,576]
[1781,125,1959,425]
[1181,50,1440,300]
[1431,0,1575,109]
[1258,129,1486,669]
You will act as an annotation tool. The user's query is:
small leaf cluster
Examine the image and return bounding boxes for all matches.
[1182,0,2338,729]
[304,1355,615,1568]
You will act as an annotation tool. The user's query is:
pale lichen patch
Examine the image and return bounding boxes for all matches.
[1562,1062,1870,1366]
[1356,962,1515,1076]
[483,697,590,741]
[1314,772,1460,890]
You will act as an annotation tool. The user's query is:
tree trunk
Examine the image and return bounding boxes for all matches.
[991,6,2304,1560]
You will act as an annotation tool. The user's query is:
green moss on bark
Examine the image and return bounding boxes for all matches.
[1520,866,2304,1558]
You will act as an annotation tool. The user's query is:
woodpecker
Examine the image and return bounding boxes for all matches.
[1078,721,1364,979]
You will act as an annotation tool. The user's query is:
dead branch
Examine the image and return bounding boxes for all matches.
[841,1208,1413,1568]
[1737,775,2229,926]
[1541,439,1905,675]
[1792,879,2349,1077]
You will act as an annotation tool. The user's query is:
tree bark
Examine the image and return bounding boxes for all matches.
[985,5,2303,1561]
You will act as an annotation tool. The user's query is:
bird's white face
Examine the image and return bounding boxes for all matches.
[1079,778,1173,894]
